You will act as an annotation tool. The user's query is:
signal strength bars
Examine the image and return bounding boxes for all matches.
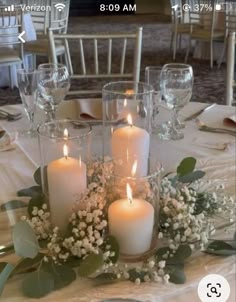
[4,5,15,12]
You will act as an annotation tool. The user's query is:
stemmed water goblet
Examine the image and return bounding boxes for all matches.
[17,69,38,135]
[37,63,70,121]
[160,63,193,140]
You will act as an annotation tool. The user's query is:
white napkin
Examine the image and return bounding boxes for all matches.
[224,114,236,128]
[57,99,119,121]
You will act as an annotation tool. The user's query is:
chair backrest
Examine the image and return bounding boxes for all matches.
[50,0,70,34]
[0,4,24,60]
[188,0,216,34]
[169,0,184,24]
[225,7,236,34]
[23,0,70,35]
[226,31,235,106]
[48,28,143,96]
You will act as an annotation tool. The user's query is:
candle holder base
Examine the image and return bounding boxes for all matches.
[120,238,158,263]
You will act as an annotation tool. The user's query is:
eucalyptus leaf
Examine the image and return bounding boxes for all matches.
[42,261,76,290]
[0,200,27,211]
[65,256,82,268]
[22,270,54,298]
[27,195,45,217]
[167,266,186,284]
[0,263,7,274]
[17,186,42,198]
[204,249,236,256]
[78,253,104,277]
[104,236,119,263]
[0,263,15,295]
[12,221,40,259]
[12,254,43,275]
[206,240,235,251]
[92,273,117,285]
[166,245,192,265]
[128,268,146,282]
[34,166,47,189]
[177,157,196,176]
[155,247,171,260]
[178,170,205,183]
[174,245,192,261]
[33,167,41,186]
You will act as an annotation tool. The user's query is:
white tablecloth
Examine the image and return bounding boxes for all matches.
[0,102,235,301]
[0,13,36,88]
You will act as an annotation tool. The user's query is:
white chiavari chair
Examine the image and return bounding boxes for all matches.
[218,5,236,68]
[48,28,143,96]
[185,0,224,68]
[226,31,236,105]
[170,0,191,60]
[24,0,70,65]
[0,5,24,88]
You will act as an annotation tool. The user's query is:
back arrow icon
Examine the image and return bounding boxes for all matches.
[18,31,26,43]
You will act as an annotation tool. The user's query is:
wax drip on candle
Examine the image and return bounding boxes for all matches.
[126,183,133,205]
[127,114,133,128]
[63,144,68,160]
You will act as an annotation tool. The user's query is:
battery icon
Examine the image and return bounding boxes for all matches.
[215,4,221,11]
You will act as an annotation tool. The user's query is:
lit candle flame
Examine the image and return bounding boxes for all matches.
[131,160,137,177]
[64,128,69,139]
[63,144,68,159]
[126,89,134,95]
[126,183,133,205]
[127,114,132,127]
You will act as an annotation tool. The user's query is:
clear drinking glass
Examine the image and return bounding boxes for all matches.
[160,63,193,140]
[17,69,38,135]
[37,63,70,121]
[145,66,162,129]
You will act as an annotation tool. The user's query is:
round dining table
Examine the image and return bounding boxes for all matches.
[0,101,235,302]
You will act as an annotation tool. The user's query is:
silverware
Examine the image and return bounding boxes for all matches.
[196,119,236,137]
[0,244,14,257]
[184,103,216,121]
[0,114,22,122]
[0,109,22,118]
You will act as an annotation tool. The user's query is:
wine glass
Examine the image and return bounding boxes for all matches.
[37,63,70,121]
[17,69,38,135]
[145,66,162,130]
[160,63,193,140]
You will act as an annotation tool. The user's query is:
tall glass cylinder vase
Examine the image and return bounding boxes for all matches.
[107,158,162,261]
[102,81,153,177]
[38,120,92,234]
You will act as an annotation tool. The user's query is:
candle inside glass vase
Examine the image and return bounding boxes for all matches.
[47,129,87,234]
[111,114,150,177]
[108,183,154,255]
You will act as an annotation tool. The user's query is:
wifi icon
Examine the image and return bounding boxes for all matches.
[54,3,66,11]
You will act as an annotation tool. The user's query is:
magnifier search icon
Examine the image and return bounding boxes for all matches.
[210,286,218,295]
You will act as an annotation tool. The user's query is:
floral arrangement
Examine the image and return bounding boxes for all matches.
[0,157,235,299]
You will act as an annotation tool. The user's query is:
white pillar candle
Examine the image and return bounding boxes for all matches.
[108,184,154,255]
[111,115,150,177]
[47,145,87,234]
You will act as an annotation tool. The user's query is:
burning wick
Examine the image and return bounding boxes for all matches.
[126,183,133,205]
[127,114,133,128]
